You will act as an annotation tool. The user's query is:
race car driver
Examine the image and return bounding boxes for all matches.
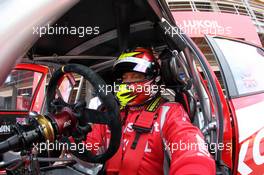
[86,47,216,175]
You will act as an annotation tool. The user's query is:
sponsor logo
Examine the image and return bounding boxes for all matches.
[0,125,11,133]
[238,127,264,175]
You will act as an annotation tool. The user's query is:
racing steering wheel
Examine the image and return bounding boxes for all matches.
[46,64,121,163]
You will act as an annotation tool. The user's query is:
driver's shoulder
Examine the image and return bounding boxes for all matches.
[159,100,186,113]
[157,101,190,124]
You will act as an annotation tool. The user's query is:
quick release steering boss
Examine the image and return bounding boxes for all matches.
[0,64,121,164]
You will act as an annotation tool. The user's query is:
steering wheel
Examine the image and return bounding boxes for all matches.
[46,64,121,163]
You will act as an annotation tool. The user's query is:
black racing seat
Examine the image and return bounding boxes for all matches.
[159,49,196,122]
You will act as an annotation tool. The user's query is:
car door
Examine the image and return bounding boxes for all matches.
[205,36,264,175]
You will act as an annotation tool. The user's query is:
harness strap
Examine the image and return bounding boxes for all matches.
[146,96,162,112]
[106,97,164,174]
[130,111,158,149]
[119,110,158,175]
[130,97,162,149]
[119,97,163,175]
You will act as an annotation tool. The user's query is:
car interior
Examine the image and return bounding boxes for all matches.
[0,0,229,174]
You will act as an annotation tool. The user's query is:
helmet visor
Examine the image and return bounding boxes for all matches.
[113,57,154,80]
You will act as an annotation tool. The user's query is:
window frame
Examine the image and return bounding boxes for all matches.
[0,67,45,112]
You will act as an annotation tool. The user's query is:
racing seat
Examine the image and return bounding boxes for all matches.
[159,49,196,122]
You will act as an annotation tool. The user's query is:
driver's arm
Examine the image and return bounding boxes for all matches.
[84,97,108,154]
[85,124,108,155]
[162,103,216,175]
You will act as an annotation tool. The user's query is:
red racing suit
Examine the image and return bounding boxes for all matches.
[86,97,216,175]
